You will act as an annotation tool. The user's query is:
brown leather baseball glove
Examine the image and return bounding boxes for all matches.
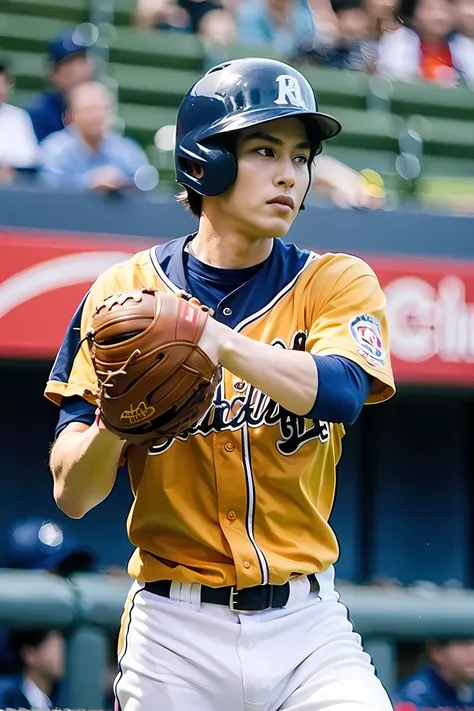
[88,288,220,446]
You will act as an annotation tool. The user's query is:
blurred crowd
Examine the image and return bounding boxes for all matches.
[0,519,473,709]
[0,42,152,195]
[0,24,383,209]
[136,0,474,84]
[0,518,123,710]
[3,0,473,209]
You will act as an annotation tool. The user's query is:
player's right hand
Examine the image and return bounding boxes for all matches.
[177,290,215,316]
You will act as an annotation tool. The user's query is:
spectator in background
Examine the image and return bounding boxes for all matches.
[377,0,474,86]
[2,519,117,709]
[392,639,474,710]
[0,630,64,710]
[0,518,96,675]
[5,518,96,576]
[452,0,474,87]
[28,29,94,143]
[40,82,150,192]
[0,58,38,182]
[135,0,236,45]
[364,0,401,37]
[311,153,386,209]
[0,518,97,676]
[307,0,378,70]
[237,0,317,57]
[455,0,474,38]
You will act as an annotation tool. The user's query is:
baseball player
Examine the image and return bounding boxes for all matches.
[45,58,396,711]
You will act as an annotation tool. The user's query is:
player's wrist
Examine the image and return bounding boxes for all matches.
[214,326,240,369]
[92,410,126,444]
[198,316,229,366]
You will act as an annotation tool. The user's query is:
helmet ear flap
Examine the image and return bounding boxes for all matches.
[176,138,237,197]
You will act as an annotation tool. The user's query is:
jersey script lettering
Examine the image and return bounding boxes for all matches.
[149,331,330,456]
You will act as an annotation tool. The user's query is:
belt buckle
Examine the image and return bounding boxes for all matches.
[229,586,244,612]
[229,585,275,612]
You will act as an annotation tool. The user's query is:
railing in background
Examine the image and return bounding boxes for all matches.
[1,571,474,709]
[87,0,115,93]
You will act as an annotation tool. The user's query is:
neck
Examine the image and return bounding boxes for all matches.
[79,131,101,151]
[25,670,52,698]
[420,32,444,44]
[270,7,289,24]
[192,214,273,268]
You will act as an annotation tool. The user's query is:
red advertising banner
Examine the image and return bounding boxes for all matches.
[0,229,151,360]
[1,229,473,386]
[368,255,474,385]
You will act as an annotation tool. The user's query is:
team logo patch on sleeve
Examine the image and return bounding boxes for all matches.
[349,314,386,366]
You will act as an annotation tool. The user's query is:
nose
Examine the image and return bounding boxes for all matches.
[274,155,296,189]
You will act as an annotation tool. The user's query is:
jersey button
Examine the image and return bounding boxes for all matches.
[227,511,236,521]
[224,442,235,452]
[222,307,232,316]
[243,561,251,569]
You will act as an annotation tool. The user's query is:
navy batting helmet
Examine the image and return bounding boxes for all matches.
[175,57,342,197]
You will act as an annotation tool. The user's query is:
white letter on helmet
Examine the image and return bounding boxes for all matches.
[274,75,305,109]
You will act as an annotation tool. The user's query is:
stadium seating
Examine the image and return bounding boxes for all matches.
[2,0,474,197]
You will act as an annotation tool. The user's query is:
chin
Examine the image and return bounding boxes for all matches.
[271,221,293,239]
[259,217,293,239]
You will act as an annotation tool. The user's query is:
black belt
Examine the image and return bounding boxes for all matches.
[144,574,319,612]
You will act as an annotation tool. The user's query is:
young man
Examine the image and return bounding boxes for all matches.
[0,629,64,710]
[392,638,474,710]
[45,58,396,711]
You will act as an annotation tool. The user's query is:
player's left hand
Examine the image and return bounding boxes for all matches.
[94,406,108,431]
[89,289,221,445]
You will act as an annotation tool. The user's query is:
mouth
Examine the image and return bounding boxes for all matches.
[267,195,295,212]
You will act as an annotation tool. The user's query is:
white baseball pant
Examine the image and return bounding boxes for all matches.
[114,567,394,711]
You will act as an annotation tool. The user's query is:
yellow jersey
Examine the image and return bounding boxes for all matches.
[45,236,395,588]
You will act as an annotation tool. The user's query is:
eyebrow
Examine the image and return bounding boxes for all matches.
[243,131,311,150]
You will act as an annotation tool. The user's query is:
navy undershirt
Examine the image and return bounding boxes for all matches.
[55,249,373,437]
[184,250,264,312]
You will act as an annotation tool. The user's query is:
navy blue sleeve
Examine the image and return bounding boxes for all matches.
[55,395,96,438]
[306,355,373,425]
[28,104,50,143]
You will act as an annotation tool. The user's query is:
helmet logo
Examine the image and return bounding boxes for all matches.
[274,75,306,109]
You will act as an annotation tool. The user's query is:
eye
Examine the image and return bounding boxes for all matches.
[294,155,309,165]
[255,147,275,157]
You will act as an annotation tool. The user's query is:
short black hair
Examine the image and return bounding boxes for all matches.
[331,0,364,11]
[176,187,202,218]
[7,629,53,671]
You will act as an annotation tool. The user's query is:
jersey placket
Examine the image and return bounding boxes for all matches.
[212,376,269,590]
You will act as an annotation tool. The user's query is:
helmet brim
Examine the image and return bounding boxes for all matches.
[199,106,342,144]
